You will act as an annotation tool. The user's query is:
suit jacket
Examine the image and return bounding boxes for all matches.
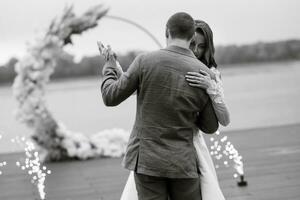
[101,45,219,178]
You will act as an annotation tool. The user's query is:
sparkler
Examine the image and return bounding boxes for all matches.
[0,133,7,176]
[12,136,51,199]
[209,130,248,186]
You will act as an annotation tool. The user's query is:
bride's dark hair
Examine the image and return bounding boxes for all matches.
[191,20,217,68]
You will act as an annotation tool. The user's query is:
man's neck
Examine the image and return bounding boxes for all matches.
[167,38,191,49]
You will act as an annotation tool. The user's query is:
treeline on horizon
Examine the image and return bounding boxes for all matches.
[1,39,300,85]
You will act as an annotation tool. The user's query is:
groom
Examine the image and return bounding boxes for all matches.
[101,12,219,200]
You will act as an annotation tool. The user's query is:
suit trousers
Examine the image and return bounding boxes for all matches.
[134,172,202,200]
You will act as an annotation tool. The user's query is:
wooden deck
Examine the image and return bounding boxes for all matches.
[1,123,300,200]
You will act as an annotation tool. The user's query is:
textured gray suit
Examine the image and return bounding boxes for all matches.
[101,45,218,178]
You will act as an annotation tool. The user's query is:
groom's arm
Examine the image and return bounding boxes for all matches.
[196,99,219,134]
[101,54,143,106]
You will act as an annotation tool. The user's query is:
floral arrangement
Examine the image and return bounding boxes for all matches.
[12,5,130,162]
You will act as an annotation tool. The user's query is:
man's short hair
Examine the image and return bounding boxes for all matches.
[166,12,195,40]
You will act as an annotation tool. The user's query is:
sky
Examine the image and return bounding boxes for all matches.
[0,0,300,65]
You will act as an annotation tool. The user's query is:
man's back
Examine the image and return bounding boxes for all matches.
[112,45,219,178]
[137,45,210,128]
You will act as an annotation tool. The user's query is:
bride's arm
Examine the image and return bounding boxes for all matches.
[185,68,230,126]
[98,43,123,77]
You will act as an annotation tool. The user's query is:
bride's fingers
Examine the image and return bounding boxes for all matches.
[107,45,112,51]
[199,70,210,77]
[186,72,206,79]
[104,50,109,61]
[187,72,202,76]
[188,83,200,87]
[185,78,204,84]
[188,83,206,88]
[185,75,205,81]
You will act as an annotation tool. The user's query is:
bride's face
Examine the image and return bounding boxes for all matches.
[191,32,206,59]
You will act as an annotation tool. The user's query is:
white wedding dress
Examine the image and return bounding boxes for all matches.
[120,67,227,200]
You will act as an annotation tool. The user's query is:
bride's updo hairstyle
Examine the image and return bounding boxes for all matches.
[166,12,195,41]
[192,20,217,68]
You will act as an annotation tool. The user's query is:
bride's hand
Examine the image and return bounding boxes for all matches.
[104,45,118,62]
[97,42,117,62]
[105,46,124,75]
[185,70,213,90]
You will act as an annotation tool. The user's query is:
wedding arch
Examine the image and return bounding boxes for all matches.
[12,5,162,162]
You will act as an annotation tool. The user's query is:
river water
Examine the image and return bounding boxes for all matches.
[1,61,300,153]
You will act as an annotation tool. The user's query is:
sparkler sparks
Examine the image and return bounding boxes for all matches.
[0,133,7,176]
[209,130,246,182]
[12,136,51,200]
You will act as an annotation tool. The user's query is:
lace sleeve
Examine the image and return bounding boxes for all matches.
[206,67,230,126]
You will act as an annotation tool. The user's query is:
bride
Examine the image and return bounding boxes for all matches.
[101,19,230,200]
